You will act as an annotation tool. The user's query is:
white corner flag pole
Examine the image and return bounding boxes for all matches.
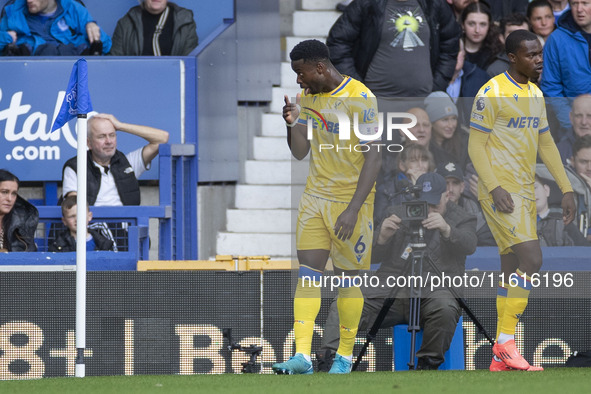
[75,114,88,378]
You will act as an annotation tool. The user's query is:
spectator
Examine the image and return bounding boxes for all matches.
[541,2,591,132]
[0,169,38,252]
[61,113,168,249]
[424,91,469,169]
[557,94,591,164]
[534,175,590,246]
[461,2,504,71]
[569,135,591,240]
[437,161,496,245]
[374,143,435,224]
[447,0,477,21]
[487,0,529,22]
[317,172,477,371]
[62,113,169,205]
[549,0,570,19]
[527,0,556,44]
[570,135,591,191]
[326,0,461,96]
[447,39,490,127]
[487,13,531,78]
[49,195,114,252]
[110,0,198,56]
[398,107,432,147]
[0,0,111,56]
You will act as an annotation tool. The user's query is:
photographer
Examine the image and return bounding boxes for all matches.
[318,172,477,370]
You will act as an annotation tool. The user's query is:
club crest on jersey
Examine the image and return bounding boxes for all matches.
[476,98,485,111]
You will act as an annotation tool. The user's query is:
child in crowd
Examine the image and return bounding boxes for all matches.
[50,196,114,252]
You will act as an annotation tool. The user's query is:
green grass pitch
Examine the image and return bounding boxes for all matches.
[1,368,590,394]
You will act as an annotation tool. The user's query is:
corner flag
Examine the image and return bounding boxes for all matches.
[52,58,93,378]
[51,58,93,132]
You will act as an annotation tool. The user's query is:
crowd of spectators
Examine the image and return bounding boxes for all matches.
[0,0,198,56]
[3,0,591,251]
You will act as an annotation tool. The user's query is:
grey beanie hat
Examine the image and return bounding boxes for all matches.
[424,91,458,123]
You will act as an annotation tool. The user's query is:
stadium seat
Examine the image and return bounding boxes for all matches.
[393,316,464,370]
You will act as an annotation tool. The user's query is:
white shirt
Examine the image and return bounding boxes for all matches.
[62,147,148,206]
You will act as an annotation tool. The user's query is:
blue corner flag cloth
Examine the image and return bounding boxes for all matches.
[51,58,93,132]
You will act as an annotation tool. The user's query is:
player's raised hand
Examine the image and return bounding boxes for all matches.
[334,207,358,241]
[490,186,514,213]
[562,191,576,225]
[283,94,301,126]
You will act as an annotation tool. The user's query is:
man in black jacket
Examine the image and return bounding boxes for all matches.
[326,0,461,96]
[61,113,168,250]
[62,113,169,206]
[317,172,477,370]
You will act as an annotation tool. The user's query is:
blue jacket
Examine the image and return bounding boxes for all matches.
[0,0,111,54]
[541,11,591,130]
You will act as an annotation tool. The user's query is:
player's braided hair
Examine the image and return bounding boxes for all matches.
[505,29,539,56]
[290,39,330,64]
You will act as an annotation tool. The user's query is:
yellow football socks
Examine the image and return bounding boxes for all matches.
[293,277,321,356]
[500,269,531,337]
[335,283,363,357]
[496,281,508,341]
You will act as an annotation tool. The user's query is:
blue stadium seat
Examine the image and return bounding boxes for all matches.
[393,316,464,370]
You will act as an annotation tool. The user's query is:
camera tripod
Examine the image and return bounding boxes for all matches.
[223,328,263,373]
[352,223,495,371]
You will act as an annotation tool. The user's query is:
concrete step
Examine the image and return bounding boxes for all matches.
[271,87,300,114]
[253,136,294,161]
[292,11,340,37]
[244,160,309,185]
[281,62,299,88]
[262,113,287,137]
[226,209,297,233]
[284,36,326,62]
[302,0,340,10]
[216,232,295,257]
[235,185,305,209]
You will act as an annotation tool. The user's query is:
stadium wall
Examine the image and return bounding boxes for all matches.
[0,270,589,379]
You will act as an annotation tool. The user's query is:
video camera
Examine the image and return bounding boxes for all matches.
[396,181,428,223]
[400,200,429,222]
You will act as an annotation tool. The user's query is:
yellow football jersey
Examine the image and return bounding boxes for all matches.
[469,71,549,201]
[296,77,379,203]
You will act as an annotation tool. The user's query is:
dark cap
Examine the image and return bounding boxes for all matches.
[416,172,447,205]
[437,161,464,181]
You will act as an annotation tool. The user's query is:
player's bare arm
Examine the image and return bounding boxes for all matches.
[490,186,515,214]
[333,143,381,241]
[284,94,310,160]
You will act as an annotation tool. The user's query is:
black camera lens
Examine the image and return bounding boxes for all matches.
[407,204,424,218]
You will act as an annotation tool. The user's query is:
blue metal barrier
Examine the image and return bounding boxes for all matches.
[158,144,197,260]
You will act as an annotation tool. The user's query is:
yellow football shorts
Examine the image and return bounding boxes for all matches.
[296,192,373,270]
[480,194,537,255]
